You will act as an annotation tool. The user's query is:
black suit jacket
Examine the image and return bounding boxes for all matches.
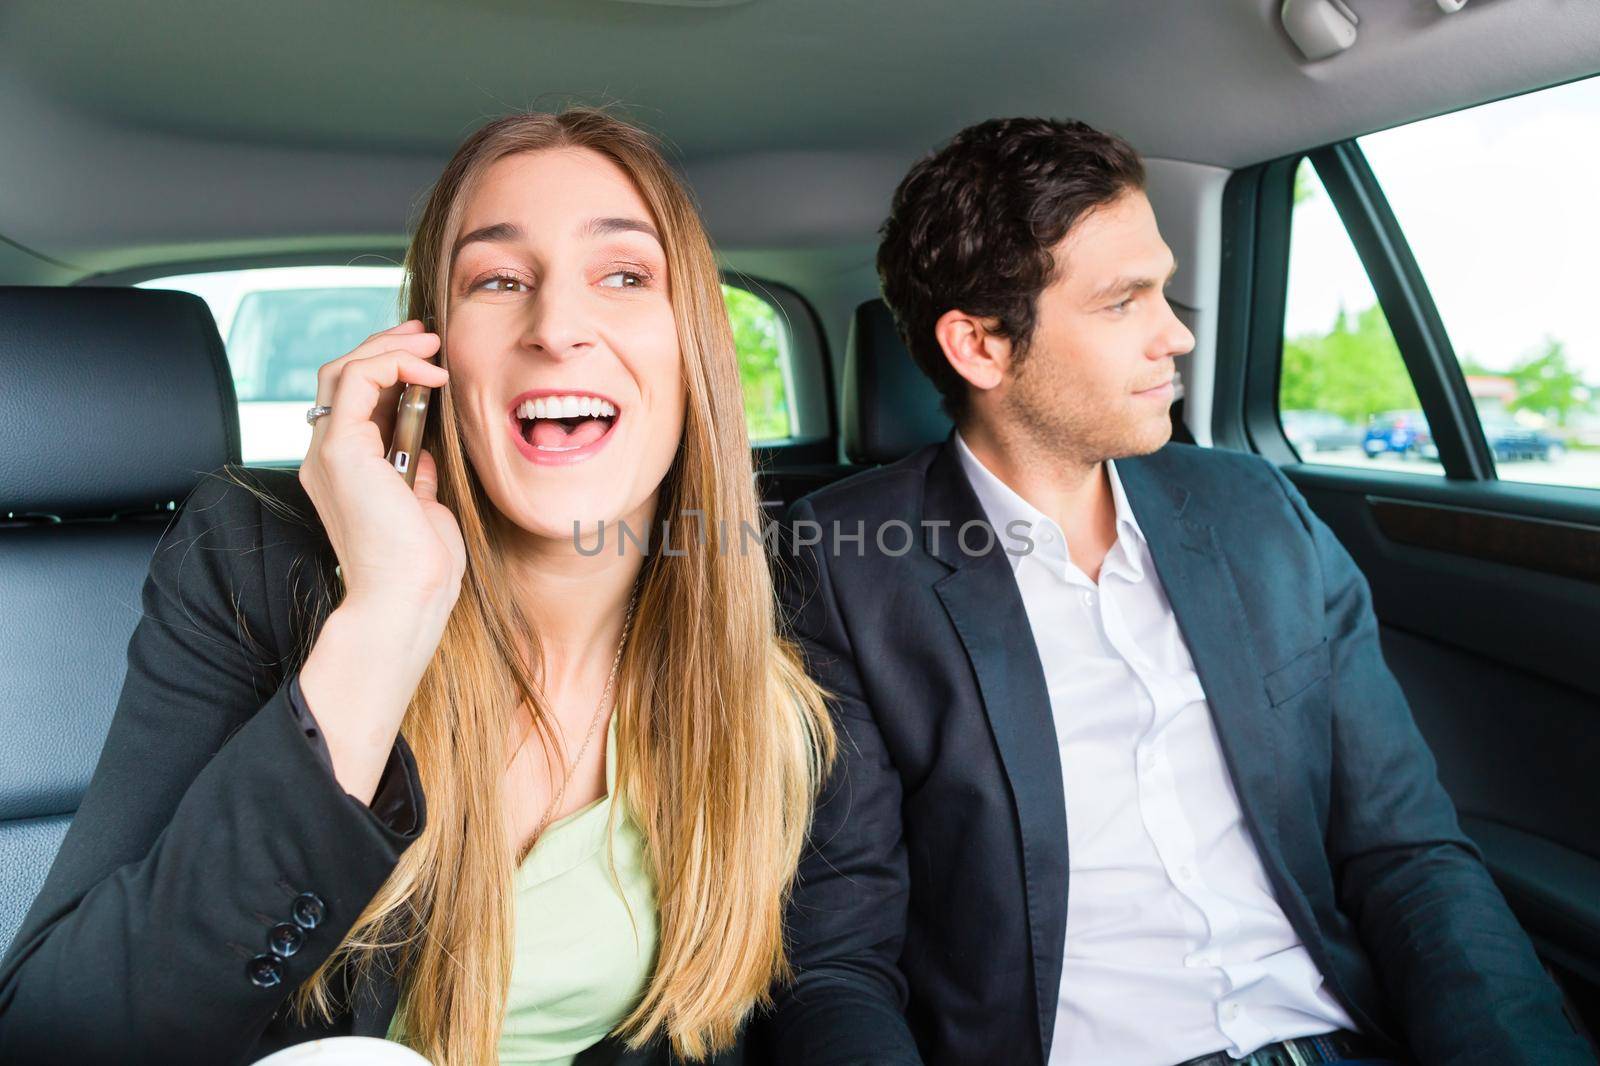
[0,467,737,1066]
[766,436,1593,1066]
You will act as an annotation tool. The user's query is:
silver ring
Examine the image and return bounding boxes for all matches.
[305,404,333,425]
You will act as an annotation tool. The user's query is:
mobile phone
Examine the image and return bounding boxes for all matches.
[386,383,432,489]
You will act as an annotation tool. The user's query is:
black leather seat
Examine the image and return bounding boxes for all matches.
[755,298,952,516]
[0,286,238,955]
[840,296,952,465]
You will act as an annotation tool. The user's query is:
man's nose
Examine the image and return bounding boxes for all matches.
[1158,296,1196,358]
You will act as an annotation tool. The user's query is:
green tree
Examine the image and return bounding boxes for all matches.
[1280,303,1420,425]
[1293,160,1315,206]
[1505,338,1587,427]
[723,284,791,442]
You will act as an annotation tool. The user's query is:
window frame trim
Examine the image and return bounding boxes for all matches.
[720,272,837,454]
[1308,141,1496,481]
[1219,141,1498,482]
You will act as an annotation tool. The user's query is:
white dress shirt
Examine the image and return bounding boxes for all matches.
[953,432,1357,1066]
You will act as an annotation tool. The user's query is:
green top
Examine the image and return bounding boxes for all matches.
[388,715,660,1064]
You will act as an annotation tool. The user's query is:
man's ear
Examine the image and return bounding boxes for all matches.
[934,309,1012,394]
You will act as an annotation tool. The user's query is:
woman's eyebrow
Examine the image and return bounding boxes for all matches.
[583,216,662,247]
[452,221,521,259]
[451,217,662,260]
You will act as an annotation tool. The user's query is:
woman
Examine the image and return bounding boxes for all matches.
[0,109,835,1066]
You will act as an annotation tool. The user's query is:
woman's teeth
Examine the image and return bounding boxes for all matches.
[515,395,617,420]
[515,394,618,452]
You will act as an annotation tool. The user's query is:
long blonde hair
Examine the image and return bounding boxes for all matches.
[262,109,834,1063]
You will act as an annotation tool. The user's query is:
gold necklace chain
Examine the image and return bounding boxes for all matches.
[526,585,639,849]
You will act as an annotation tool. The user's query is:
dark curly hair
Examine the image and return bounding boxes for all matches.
[876,117,1146,421]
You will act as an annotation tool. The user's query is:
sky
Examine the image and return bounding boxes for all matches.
[1284,73,1599,381]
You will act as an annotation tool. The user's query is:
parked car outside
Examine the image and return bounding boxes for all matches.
[1282,409,1364,456]
[1480,415,1566,462]
[1364,410,1438,461]
[227,285,403,463]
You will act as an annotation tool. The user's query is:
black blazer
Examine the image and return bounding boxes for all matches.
[766,436,1593,1066]
[0,467,740,1066]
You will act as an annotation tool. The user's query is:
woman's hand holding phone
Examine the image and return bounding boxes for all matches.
[294,319,463,804]
[299,319,461,611]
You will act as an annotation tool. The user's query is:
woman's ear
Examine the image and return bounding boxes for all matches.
[934,308,1012,395]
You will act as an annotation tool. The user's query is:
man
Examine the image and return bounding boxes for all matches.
[766,118,1594,1066]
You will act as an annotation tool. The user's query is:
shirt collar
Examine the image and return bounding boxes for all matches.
[952,430,1147,578]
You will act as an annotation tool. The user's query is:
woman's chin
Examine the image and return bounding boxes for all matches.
[501,512,610,545]
[492,495,653,551]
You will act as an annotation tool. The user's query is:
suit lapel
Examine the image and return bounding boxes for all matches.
[923,439,1069,1061]
[1114,453,1285,887]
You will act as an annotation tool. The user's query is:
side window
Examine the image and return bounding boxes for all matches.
[1359,76,1599,490]
[1281,161,1439,475]
[722,283,796,444]
[139,267,799,462]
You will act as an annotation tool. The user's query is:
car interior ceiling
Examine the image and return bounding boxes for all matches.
[3,0,1599,1043]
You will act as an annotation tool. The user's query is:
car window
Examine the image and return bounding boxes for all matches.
[1356,75,1599,489]
[1280,161,1440,475]
[724,283,795,444]
[139,266,798,462]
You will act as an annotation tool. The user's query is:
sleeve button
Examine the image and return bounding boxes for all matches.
[247,953,284,988]
[290,891,326,930]
[268,922,306,958]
